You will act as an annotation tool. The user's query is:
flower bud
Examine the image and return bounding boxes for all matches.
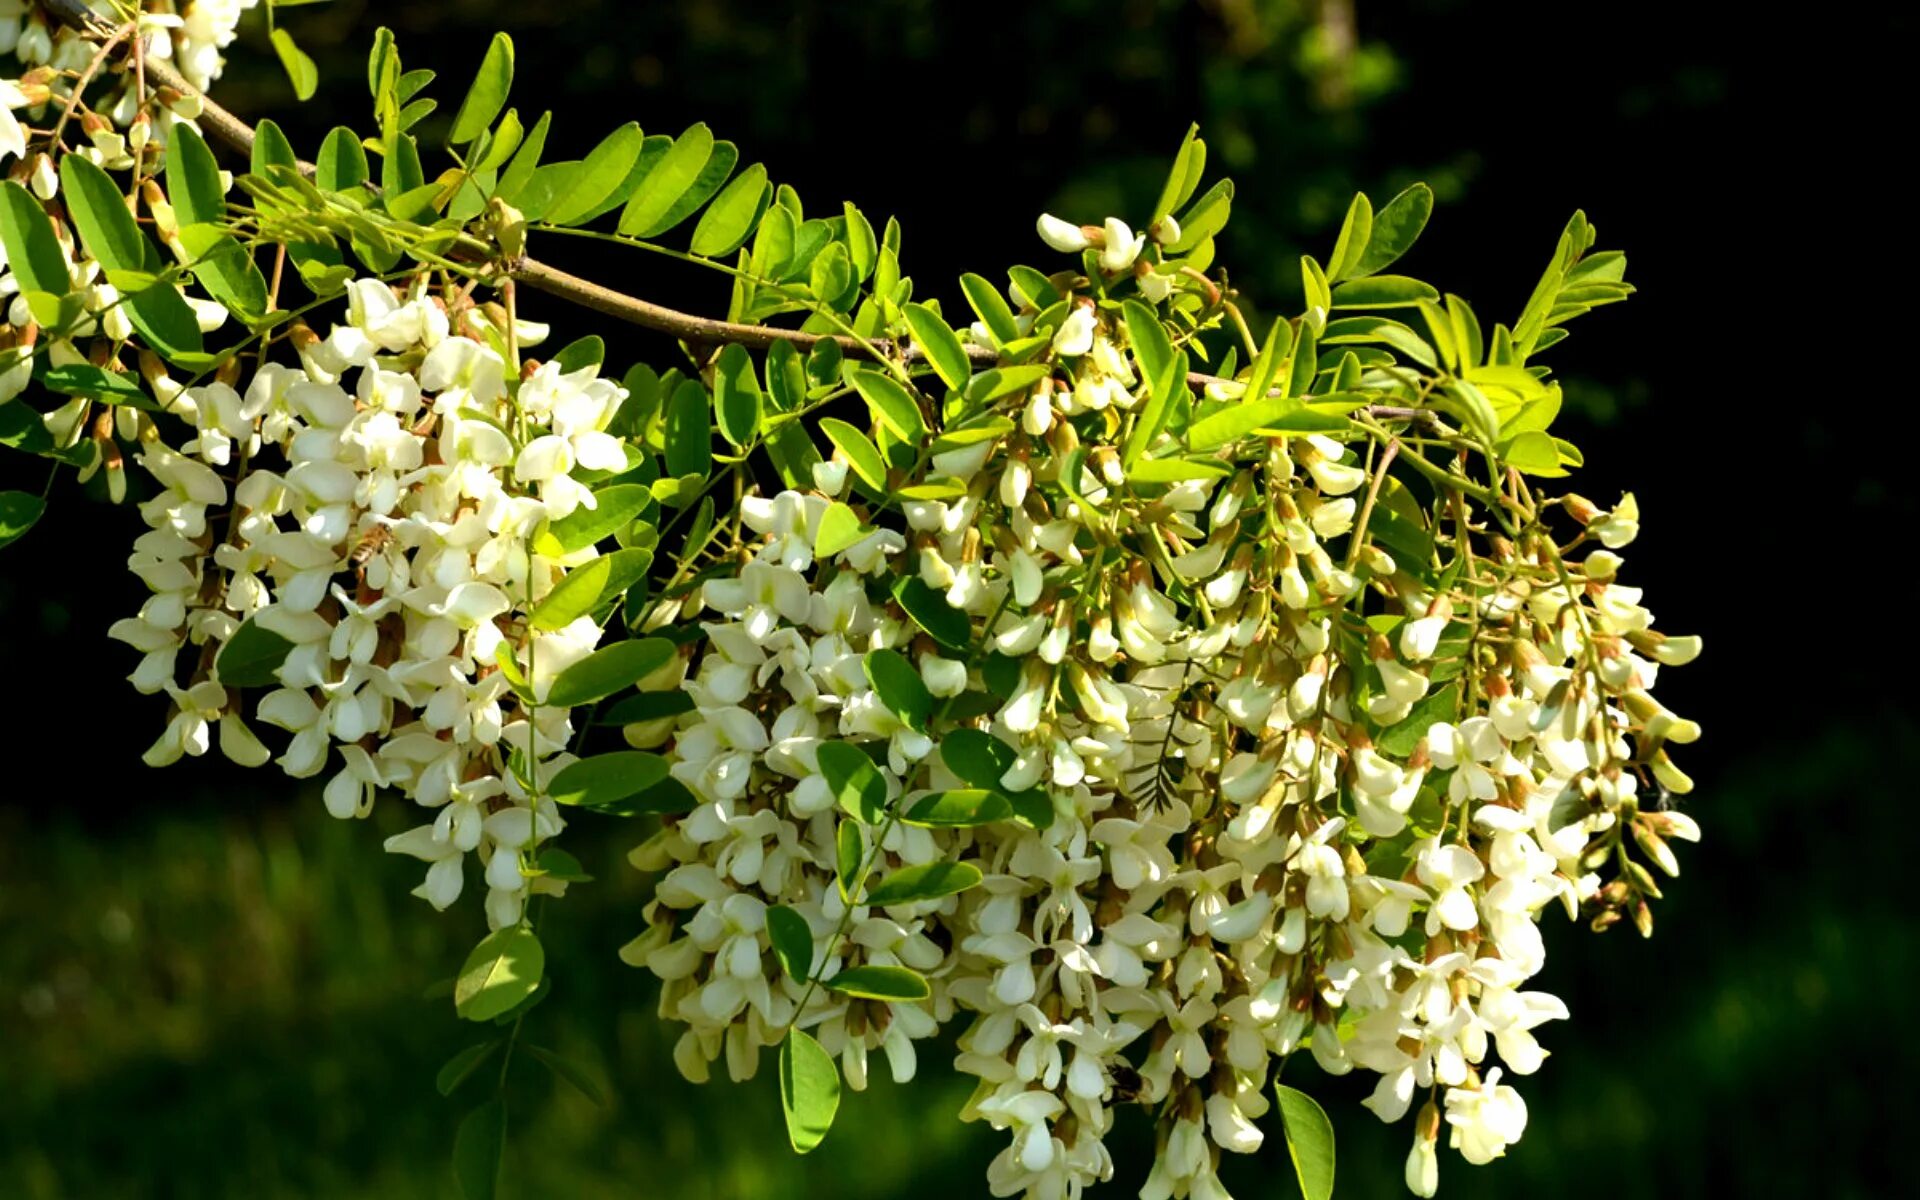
[1583,549,1623,580]
[29,153,57,200]
[1036,212,1091,253]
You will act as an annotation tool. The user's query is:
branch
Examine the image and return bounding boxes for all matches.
[505,257,995,364]
[60,13,1333,397]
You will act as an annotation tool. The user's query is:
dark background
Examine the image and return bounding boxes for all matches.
[2,1,1910,1196]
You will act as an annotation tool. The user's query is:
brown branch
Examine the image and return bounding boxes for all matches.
[506,256,995,364]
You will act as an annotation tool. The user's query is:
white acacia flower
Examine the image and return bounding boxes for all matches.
[1416,839,1487,933]
[1052,306,1095,357]
[1098,218,1145,273]
[1036,212,1090,253]
[1444,1069,1528,1164]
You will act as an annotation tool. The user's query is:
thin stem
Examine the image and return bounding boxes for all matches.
[1345,437,1400,570]
[45,20,131,151]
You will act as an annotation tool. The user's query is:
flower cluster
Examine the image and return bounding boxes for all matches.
[618,211,1702,1199]
[105,277,645,929]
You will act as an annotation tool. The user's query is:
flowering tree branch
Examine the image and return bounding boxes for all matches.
[1,11,1697,1200]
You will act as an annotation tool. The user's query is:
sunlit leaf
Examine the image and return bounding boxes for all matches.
[825,964,930,1002]
[779,1031,840,1154]
[1275,1084,1336,1200]
[455,925,544,1022]
[450,32,515,146]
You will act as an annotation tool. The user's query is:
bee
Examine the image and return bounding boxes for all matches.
[1107,1063,1146,1105]
[349,524,394,567]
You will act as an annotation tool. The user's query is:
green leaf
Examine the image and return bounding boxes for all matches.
[959,272,1019,347]
[1353,183,1434,277]
[0,401,54,456]
[636,140,742,241]
[940,728,1015,790]
[598,690,695,725]
[270,28,318,102]
[545,638,678,708]
[1241,315,1292,405]
[814,501,872,559]
[546,122,644,226]
[904,789,1012,828]
[0,491,46,549]
[1327,191,1374,282]
[215,617,294,687]
[903,303,970,392]
[38,363,151,408]
[535,484,650,555]
[766,905,814,982]
[809,242,852,309]
[251,119,299,177]
[843,202,878,280]
[1504,429,1564,476]
[864,860,983,907]
[455,925,544,1022]
[524,1044,608,1107]
[825,964,930,1002]
[1376,682,1461,756]
[1151,123,1206,226]
[549,748,683,814]
[863,648,931,731]
[930,415,1015,452]
[1301,254,1332,313]
[450,33,515,146]
[1275,1084,1336,1200]
[494,643,535,702]
[688,162,769,258]
[845,366,927,443]
[1288,319,1319,400]
[1126,457,1230,484]
[617,123,716,236]
[1321,315,1438,368]
[818,417,887,492]
[817,740,887,825]
[497,110,552,204]
[1188,396,1311,452]
[436,1041,502,1097]
[1336,272,1443,309]
[178,225,269,324]
[779,1031,840,1155]
[316,127,369,192]
[529,558,613,632]
[475,110,525,175]
[533,847,593,882]
[1121,300,1181,467]
[452,1098,506,1200]
[1441,379,1501,446]
[663,379,713,480]
[551,335,604,374]
[836,817,865,900]
[61,156,154,271]
[891,576,970,652]
[713,342,762,447]
[1007,265,1061,309]
[165,123,225,226]
[0,182,73,321]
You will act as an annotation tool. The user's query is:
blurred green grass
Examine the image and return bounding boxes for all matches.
[3,712,1909,1198]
